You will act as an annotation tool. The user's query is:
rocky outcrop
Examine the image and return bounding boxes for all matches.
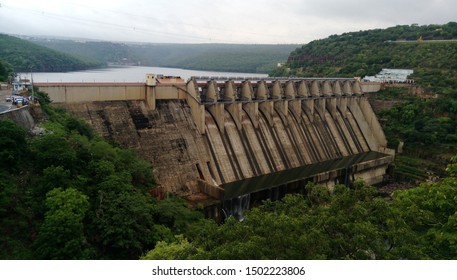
[0,106,35,132]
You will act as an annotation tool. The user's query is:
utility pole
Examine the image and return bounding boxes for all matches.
[30,66,35,104]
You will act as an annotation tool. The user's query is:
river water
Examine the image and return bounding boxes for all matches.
[24,66,268,83]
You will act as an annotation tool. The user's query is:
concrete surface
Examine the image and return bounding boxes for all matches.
[0,89,14,113]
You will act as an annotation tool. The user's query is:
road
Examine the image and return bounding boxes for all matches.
[387,39,457,43]
[0,89,14,113]
[0,104,9,113]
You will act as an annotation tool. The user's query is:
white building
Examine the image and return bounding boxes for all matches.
[11,75,32,93]
[363,68,414,83]
[12,81,32,93]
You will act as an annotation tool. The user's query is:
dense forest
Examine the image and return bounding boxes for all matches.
[143,169,457,260]
[0,34,103,72]
[0,93,202,259]
[0,59,12,81]
[27,37,297,73]
[375,88,457,145]
[274,22,457,93]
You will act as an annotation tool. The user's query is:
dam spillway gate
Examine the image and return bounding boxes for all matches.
[51,76,394,219]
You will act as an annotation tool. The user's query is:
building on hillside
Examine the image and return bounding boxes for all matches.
[11,77,32,94]
[363,68,414,83]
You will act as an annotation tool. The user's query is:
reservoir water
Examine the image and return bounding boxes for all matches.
[26,66,268,83]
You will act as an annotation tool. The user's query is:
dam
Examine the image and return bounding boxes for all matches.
[36,75,393,219]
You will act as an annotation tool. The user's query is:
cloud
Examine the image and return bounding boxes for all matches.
[0,0,456,43]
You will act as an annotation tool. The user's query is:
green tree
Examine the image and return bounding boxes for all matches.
[0,120,27,171]
[0,105,169,260]
[153,194,203,234]
[446,155,457,177]
[0,59,12,81]
[30,166,76,215]
[314,181,424,259]
[64,117,94,140]
[146,181,427,260]
[90,189,158,259]
[34,188,91,259]
[30,134,78,172]
[40,166,74,191]
[0,171,16,218]
[392,173,457,259]
[141,235,202,260]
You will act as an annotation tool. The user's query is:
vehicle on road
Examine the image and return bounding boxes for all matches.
[12,96,29,107]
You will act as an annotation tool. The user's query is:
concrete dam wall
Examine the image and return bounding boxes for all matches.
[54,77,394,212]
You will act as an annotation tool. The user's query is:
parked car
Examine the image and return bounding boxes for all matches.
[13,97,23,105]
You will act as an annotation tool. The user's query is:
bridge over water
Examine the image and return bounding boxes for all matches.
[36,76,392,219]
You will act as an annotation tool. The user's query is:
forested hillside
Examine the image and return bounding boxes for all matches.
[0,59,12,81]
[27,37,297,73]
[275,22,457,93]
[158,44,295,73]
[0,34,103,72]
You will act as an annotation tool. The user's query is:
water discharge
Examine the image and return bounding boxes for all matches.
[223,194,251,221]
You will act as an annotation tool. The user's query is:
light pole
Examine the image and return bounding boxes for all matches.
[30,66,35,104]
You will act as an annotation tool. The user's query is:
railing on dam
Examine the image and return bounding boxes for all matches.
[34,82,147,103]
[35,77,381,106]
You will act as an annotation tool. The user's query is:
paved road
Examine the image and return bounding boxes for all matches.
[0,89,14,113]
[0,104,9,113]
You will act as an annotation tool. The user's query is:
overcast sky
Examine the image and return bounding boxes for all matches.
[0,0,456,44]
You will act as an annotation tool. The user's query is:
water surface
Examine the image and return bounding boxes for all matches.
[24,66,268,83]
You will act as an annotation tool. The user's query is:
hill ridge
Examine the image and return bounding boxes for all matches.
[0,34,103,73]
[25,36,298,73]
[273,22,457,93]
